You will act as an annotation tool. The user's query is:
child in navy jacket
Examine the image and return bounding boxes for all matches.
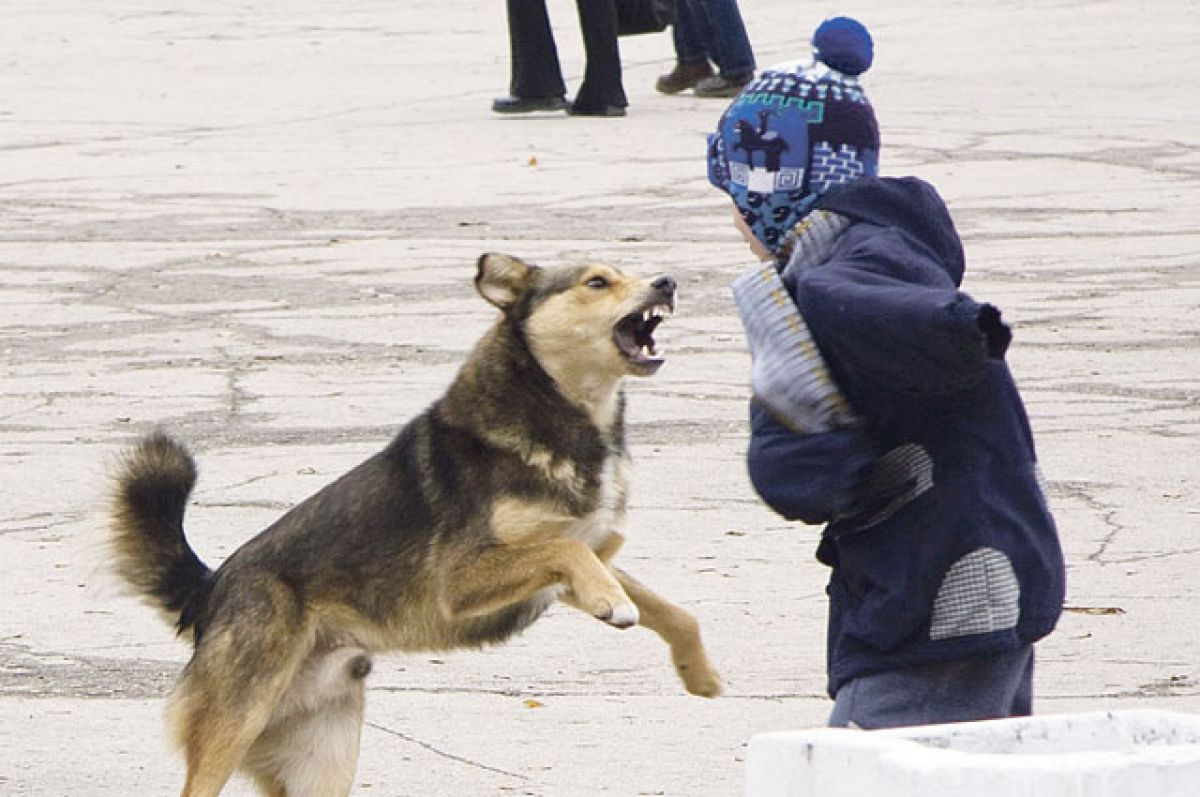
[708,17,1065,728]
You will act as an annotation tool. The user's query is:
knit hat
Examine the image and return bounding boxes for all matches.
[707,17,880,252]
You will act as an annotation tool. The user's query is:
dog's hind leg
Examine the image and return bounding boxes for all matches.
[243,647,372,797]
[171,650,306,797]
[168,584,316,797]
[265,694,364,797]
[609,569,723,698]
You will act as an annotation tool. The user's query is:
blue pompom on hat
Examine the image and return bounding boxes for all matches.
[707,16,880,252]
[813,16,873,76]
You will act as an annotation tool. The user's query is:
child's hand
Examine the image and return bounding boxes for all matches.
[978,304,1012,359]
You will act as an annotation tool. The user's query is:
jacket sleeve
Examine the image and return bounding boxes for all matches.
[746,400,878,525]
[796,231,1011,396]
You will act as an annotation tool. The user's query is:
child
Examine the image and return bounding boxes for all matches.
[707,17,1065,729]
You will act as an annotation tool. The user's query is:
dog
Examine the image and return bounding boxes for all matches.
[109,253,722,797]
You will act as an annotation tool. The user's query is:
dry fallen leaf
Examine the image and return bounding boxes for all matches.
[523,699,545,709]
[1063,606,1125,615]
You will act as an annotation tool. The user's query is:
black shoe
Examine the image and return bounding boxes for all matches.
[491,95,568,114]
[693,73,753,99]
[566,102,627,117]
[655,60,715,94]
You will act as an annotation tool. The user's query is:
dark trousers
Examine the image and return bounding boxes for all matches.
[828,645,1035,729]
[672,0,755,78]
[506,0,626,109]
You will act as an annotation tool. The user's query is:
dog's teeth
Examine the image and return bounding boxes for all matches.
[642,310,651,323]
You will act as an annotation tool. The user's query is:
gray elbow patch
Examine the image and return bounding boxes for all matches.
[930,547,1020,641]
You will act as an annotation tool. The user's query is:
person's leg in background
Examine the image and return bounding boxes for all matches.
[693,0,756,98]
[493,0,569,113]
[569,0,627,116]
[656,0,716,94]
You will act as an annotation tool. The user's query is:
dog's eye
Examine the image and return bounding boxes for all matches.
[585,276,609,289]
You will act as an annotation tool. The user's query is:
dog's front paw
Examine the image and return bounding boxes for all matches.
[673,647,723,697]
[679,661,723,698]
[602,601,640,629]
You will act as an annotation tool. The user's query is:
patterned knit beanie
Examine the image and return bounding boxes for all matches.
[707,17,880,252]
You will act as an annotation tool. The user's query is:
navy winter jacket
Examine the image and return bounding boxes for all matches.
[746,177,1065,697]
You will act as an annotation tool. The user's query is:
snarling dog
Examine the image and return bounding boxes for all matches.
[109,253,722,797]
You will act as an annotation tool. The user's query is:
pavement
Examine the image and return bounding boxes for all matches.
[1,1,1197,795]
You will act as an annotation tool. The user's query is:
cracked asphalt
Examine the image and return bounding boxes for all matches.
[2,1,1198,794]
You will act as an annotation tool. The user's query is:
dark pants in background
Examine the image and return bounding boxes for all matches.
[505,0,627,111]
[672,0,755,80]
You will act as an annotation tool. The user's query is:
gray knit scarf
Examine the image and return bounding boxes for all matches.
[731,210,860,432]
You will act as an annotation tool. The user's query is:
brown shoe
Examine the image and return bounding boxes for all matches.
[693,72,753,99]
[655,60,715,95]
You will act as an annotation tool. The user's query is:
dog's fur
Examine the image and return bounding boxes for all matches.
[110,253,721,797]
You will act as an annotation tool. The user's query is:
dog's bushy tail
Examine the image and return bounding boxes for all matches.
[110,432,213,637]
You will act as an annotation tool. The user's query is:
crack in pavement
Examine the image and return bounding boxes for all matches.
[1047,480,1125,565]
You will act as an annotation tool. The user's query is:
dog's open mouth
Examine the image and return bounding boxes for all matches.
[614,302,672,374]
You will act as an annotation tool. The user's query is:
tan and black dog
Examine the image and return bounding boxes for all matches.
[110,253,721,797]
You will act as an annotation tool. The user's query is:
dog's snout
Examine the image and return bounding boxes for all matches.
[651,275,677,296]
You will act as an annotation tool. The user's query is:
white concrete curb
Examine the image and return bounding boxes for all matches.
[745,710,1200,797]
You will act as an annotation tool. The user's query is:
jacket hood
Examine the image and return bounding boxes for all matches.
[816,177,966,286]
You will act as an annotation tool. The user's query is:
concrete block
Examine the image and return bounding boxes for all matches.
[745,710,1200,797]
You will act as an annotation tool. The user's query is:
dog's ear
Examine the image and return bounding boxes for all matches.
[476,253,536,310]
